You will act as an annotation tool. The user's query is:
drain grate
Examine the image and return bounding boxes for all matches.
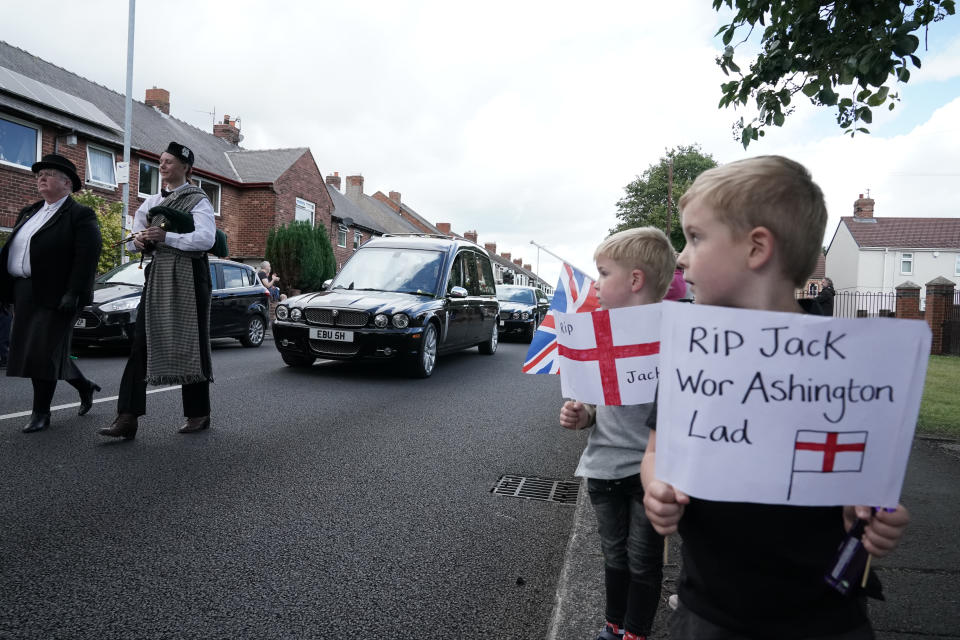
[491,475,580,504]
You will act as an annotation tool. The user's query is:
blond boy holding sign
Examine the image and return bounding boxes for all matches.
[641,156,910,639]
[559,227,675,640]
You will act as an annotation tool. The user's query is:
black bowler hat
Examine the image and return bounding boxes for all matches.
[164,141,194,166]
[31,153,82,192]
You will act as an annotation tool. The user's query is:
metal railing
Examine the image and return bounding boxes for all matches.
[797,291,897,318]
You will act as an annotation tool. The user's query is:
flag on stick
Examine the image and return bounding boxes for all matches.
[522,263,599,374]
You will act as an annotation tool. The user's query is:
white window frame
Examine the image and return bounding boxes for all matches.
[137,159,159,198]
[353,230,362,250]
[295,197,315,225]
[955,254,960,277]
[192,176,221,216]
[900,252,913,275]
[0,114,42,170]
[337,224,347,248]
[85,143,117,188]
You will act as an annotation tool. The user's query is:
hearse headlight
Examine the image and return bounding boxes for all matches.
[290,308,302,322]
[276,305,289,321]
[392,313,410,329]
[521,311,530,320]
[512,311,520,320]
[374,314,389,328]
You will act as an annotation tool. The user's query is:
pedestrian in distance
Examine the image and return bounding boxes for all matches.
[816,276,837,316]
[258,260,285,301]
[559,227,677,640]
[0,154,102,433]
[100,142,216,440]
[641,156,910,639]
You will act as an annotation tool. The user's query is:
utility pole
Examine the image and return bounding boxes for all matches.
[120,0,136,263]
[666,158,673,244]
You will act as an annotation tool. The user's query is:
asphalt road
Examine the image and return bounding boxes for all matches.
[0,337,584,639]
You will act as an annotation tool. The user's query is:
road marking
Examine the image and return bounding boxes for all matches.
[0,385,181,421]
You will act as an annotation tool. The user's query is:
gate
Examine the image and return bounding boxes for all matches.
[946,291,960,356]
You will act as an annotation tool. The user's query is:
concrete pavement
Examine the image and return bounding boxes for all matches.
[547,436,960,640]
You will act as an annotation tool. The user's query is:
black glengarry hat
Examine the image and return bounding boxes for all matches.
[165,141,194,166]
[31,153,82,192]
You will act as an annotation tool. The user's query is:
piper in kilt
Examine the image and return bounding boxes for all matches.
[100,142,216,439]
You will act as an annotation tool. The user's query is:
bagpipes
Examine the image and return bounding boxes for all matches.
[115,206,228,266]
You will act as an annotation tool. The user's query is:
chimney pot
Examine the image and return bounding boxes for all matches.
[853,194,875,218]
[501,252,511,260]
[326,173,342,190]
[345,175,365,201]
[144,87,170,115]
[484,242,497,254]
[389,191,401,204]
[436,222,452,235]
[513,258,523,266]
[464,230,478,244]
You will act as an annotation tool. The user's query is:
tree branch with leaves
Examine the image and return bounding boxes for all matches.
[714,0,956,148]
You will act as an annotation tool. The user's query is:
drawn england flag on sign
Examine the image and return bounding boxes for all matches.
[788,430,868,500]
[555,305,661,405]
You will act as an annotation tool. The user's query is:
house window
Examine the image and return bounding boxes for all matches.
[191,177,221,215]
[337,224,347,247]
[353,231,362,250]
[900,252,913,275]
[138,160,159,197]
[0,114,41,169]
[955,254,960,276]
[295,197,315,225]
[86,145,116,187]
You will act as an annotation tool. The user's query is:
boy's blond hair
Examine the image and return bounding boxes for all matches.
[593,227,676,300]
[678,155,827,287]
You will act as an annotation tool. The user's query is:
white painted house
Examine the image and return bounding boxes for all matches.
[825,194,960,301]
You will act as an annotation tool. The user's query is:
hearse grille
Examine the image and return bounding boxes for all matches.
[309,340,361,356]
[304,309,370,328]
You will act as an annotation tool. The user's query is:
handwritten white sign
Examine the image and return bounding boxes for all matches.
[556,305,661,405]
[655,301,930,507]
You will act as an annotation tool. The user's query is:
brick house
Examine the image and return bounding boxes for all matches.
[0,40,374,269]
[825,194,960,298]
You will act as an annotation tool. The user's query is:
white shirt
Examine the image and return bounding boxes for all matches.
[6,195,68,278]
[127,182,216,253]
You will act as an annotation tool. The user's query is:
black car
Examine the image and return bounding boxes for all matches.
[73,258,271,348]
[272,234,500,377]
[495,285,551,342]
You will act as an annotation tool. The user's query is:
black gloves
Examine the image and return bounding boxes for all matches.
[57,292,79,314]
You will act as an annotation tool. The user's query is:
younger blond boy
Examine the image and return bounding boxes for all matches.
[559,227,675,640]
[641,156,910,639]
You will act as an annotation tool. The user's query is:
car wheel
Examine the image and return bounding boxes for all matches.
[478,321,498,355]
[240,315,266,347]
[281,352,316,367]
[410,322,438,378]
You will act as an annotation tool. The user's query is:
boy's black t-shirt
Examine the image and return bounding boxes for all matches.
[648,299,871,637]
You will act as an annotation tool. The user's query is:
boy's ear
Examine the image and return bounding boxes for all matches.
[631,268,646,292]
[746,226,776,270]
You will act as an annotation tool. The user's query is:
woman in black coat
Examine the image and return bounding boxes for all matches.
[0,154,102,433]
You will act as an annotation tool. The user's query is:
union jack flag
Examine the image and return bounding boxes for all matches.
[522,263,600,374]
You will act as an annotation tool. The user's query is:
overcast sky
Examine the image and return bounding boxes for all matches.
[5,1,960,284]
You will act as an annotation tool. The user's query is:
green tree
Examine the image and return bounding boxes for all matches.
[714,0,956,148]
[265,221,336,293]
[73,189,130,274]
[611,145,718,251]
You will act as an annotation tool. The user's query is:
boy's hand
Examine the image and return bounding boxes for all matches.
[559,401,589,430]
[843,504,910,557]
[643,479,689,535]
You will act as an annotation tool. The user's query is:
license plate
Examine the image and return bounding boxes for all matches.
[310,328,353,342]
[74,318,86,328]
[499,320,504,326]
